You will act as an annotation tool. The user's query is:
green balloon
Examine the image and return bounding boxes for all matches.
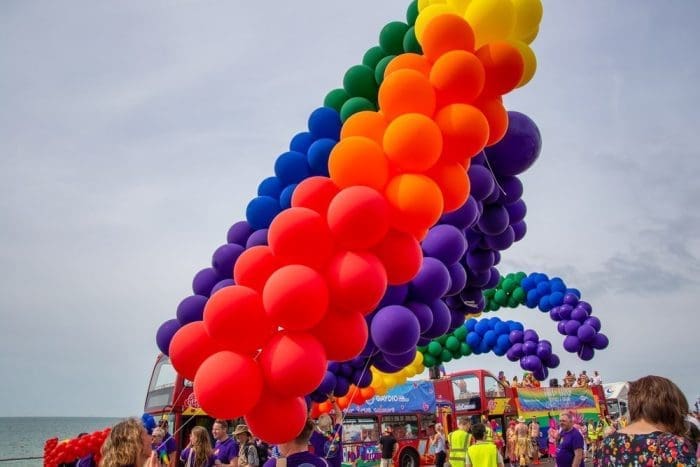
[379,21,409,56]
[483,288,496,299]
[494,289,508,306]
[497,275,505,287]
[445,336,460,352]
[423,353,437,368]
[502,278,515,293]
[343,64,378,101]
[374,55,395,85]
[362,46,387,70]
[511,287,526,304]
[515,271,528,281]
[460,342,472,356]
[428,341,443,357]
[340,97,375,122]
[323,88,349,112]
[406,0,419,26]
[402,27,422,54]
[453,326,467,341]
[440,349,453,363]
[487,300,500,311]
[507,296,520,308]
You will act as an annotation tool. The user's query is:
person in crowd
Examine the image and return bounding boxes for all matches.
[511,375,519,388]
[181,426,216,467]
[151,428,169,466]
[546,413,558,460]
[497,371,509,387]
[234,425,259,467]
[378,426,398,467]
[254,438,270,466]
[448,417,473,467]
[528,417,541,465]
[513,417,530,466]
[576,371,589,388]
[262,419,328,467]
[157,420,177,467]
[430,423,447,467]
[591,370,602,386]
[594,375,696,466]
[465,423,504,467]
[522,373,534,388]
[505,420,517,465]
[212,419,239,467]
[100,418,157,467]
[563,371,575,388]
[549,378,560,388]
[310,399,342,467]
[556,412,584,467]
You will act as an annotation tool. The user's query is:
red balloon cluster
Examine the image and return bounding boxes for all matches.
[43,428,110,467]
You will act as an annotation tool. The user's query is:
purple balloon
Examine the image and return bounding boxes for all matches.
[533,366,548,381]
[333,376,351,397]
[563,335,582,353]
[497,175,523,204]
[577,324,596,343]
[384,349,417,368]
[423,224,467,266]
[536,342,552,360]
[563,293,579,306]
[409,258,451,302]
[523,340,537,356]
[465,267,491,288]
[211,279,235,296]
[506,346,520,362]
[549,307,562,321]
[372,354,403,373]
[446,263,467,296]
[558,305,573,320]
[406,301,434,333]
[570,307,589,323]
[423,299,452,338]
[483,184,501,204]
[212,243,245,278]
[359,339,377,358]
[521,355,542,372]
[156,319,181,355]
[466,249,495,273]
[176,295,208,325]
[557,321,568,335]
[349,357,366,369]
[246,228,269,248]
[449,310,466,330]
[478,204,510,236]
[564,320,581,336]
[584,316,602,332]
[484,268,501,290]
[577,301,593,314]
[545,353,560,369]
[511,221,527,242]
[440,196,480,229]
[192,268,223,297]
[578,345,595,361]
[377,284,409,308]
[505,199,527,224]
[591,333,609,350]
[370,305,421,355]
[460,287,483,305]
[417,336,431,346]
[317,371,337,395]
[468,165,496,201]
[484,226,515,251]
[523,329,539,342]
[227,221,254,246]
[509,330,524,344]
[484,111,541,176]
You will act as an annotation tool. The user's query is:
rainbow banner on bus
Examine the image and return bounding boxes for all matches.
[515,387,601,423]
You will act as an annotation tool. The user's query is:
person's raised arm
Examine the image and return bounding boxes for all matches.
[330,397,342,426]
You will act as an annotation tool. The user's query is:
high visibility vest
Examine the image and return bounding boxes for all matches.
[448,430,471,464]
[484,425,493,443]
[467,442,498,467]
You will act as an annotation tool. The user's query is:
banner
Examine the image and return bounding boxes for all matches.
[515,387,601,423]
[348,381,435,414]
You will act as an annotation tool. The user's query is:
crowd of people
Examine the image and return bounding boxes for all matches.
[496,369,603,389]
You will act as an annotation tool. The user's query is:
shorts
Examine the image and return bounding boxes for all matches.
[380,458,393,467]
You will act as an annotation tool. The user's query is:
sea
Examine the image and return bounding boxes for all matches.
[0,417,122,466]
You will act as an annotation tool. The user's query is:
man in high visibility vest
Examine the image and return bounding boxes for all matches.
[465,423,504,467]
[447,417,472,467]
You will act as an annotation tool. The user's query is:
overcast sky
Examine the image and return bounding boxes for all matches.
[1,1,698,417]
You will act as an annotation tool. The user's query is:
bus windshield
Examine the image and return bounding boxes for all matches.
[145,356,177,410]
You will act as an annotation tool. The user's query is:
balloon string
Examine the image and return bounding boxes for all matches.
[482,153,507,196]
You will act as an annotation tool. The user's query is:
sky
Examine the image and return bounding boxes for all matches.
[1,1,698,417]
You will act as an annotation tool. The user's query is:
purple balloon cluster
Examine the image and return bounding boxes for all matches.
[550,293,610,361]
[309,359,372,402]
[506,329,560,381]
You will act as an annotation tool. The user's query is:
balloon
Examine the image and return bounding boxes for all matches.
[310,310,368,362]
[203,285,275,354]
[308,107,342,140]
[410,257,451,302]
[341,111,388,146]
[384,53,431,78]
[291,176,339,215]
[406,301,434,333]
[325,250,387,314]
[317,371,338,396]
[423,299,452,338]
[233,246,281,293]
[474,96,508,146]
[584,316,602,332]
[306,139,336,177]
[403,26,422,54]
[156,319,181,355]
[192,267,222,297]
[446,262,467,296]
[464,0,516,48]
[370,305,421,355]
[484,226,515,250]
[484,111,541,176]
[420,13,475,63]
[290,132,314,153]
[227,221,254,246]
[378,69,436,121]
[430,51,484,109]
[570,306,589,323]
[591,333,609,350]
[478,204,510,235]
[377,284,410,308]
[372,229,423,284]
[476,42,524,97]
[263,265,329,330]
[259,331,327,397]
[374,55,396,85]
[426,161,470,213]
[328,136,389,191]
[344,65,378,101]
[194,351,262,419]
[383,113,443,172]
[245,392,307,444]
[508,40,537,87]
[578,345,595,361]
[246,196,282,230]
[466,248,495,272]
[385,174,444,235]
[510,0,543,42]
[246,229,268,248]
[270,208,333,269]
[274,151,311,186]
[435,104,489,164]
[468,165,495,201]
[380,21,410,55]
[327,186,390,250]
[176,295,208,325]
[577,324,596,344]
[212,280,235,296]
[563,335,582,353]
[169,321,222,381]
[440,196,479,229]
[211,243,245,278]
[340,97,376,122]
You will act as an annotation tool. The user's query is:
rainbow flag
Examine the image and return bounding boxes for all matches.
[515,387,600,424]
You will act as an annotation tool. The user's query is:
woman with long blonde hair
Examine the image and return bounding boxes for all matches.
[180,426,215,467]
[100,418,153,467]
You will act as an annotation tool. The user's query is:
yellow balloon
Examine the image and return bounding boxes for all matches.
[404,366,416,378]
[412,351,424,367]
[415,363,426,374]
[374,383,388,396]
[418,0,447,12]
[463,0,516,49]
[446,0,472,15]
[509,0,543,42]
[509,40,537,87]
[384,374,398,388]
[521,25,539,44]
[415,5,460,44]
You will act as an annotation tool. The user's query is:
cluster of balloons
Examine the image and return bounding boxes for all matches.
[506,328,560,381]
[551,294,609,361]
[483,272,581,313]
[43,428,110,467]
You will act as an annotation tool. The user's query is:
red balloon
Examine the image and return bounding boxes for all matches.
[263,264,329,330]
[325,250,387,314]
[169,321,222,381]
[194,351,263,419]
[310,309,368,362]
[203,285,274,354]
[476,42,525,97]
[233,246,281,292]
[327,186,390,250]
[291,176,339,215]
[268,207,334,270]
[371,229,423,285]
[245,392,307,444]
[259,331,327,397]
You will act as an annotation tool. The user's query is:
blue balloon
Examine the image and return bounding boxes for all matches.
[466,318,477,332]
[536,281,551,295]
[474,319,490,336]
[520,276,535,291]
[550,278,567,293]
[279,183,296,209]
[526,289,540,308]
[497,334,511,350]
[566,288,582,299]
[466,332,481,348]
[289,131,314,153]
[549,291,564,307]
[308,107,342,140]
[257,176,283,199]
[507,321,524,332]
[483,330,497,348]
[307,138,335,176]
[246,196,282,230]
[538,295,552,312]
[494,321,510,336]
[274,151,311,185]
[477,340,490,354]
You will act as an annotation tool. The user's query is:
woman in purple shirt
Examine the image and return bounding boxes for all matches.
[181,426,217,467]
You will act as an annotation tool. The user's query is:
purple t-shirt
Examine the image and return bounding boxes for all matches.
[214,436,240,464]
[308,425,342,467]
[180,447,217,466]
[555,428,584,467]
[263,451,329,467]
[163,432,177,455]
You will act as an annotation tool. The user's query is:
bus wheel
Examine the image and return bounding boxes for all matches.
[399,449,419,467]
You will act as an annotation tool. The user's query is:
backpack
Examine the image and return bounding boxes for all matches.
[256,442,269,464]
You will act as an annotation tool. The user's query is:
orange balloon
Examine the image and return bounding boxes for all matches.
[340,111,387,146]
[378,69,436,121]
[385,173,444,237]
[268,207,334,270]
[420,13,475,63]
[384,53,431,78]
[309,403,321,419]
[383,113,443,172]
[328,136,389,191]
[430,50,485,107]
[435,103,490,164]
[233,245,282,293]
[360,386,375,400]
[427,161,470,213]
[476,42,524,97]
[291,176,339,216]
[317,401,332,414]
[474,96,509,146]
[371,229,423,285]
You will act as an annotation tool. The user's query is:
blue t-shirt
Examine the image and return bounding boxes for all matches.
[309,425,342,467]
[555,428,584,467]
[263,451,329,467]
[214,437,240,464]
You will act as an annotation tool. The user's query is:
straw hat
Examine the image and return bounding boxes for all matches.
[517,417,526,423]
[233,424,252,437]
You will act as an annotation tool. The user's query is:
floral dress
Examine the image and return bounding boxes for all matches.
[594,431,697,466]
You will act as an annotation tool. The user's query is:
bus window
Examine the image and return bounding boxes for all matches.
[145,357,177,410]
[484,376,505,397]
[452,374,481,411]
[382,415,419,439]
[343,417,379,443]
[419,414,437,437]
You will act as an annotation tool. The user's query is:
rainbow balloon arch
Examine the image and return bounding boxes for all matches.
[153,0,609,444]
